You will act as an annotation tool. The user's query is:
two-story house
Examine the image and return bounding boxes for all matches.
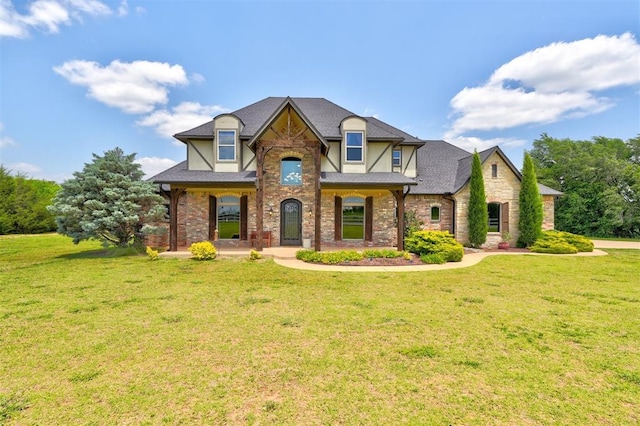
[150,96,561,251]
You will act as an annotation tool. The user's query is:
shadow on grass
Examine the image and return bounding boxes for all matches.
[57,246,144,260]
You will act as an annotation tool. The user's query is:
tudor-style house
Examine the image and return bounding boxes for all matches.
[149,97,561,251]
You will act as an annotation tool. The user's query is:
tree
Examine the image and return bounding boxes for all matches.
[530,134,640,238]
[48,147,166,247]
[0,166,59,234]
[518,152,543,247]
[467,151,488,247]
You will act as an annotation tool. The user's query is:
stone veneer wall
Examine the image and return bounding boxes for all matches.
[405,195,454,233]
[455,152,521,247]
[261,142,318,247]
[320,190,397,248]
[542,195,555,230]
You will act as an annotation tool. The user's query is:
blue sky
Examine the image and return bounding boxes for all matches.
[1,0,639,182]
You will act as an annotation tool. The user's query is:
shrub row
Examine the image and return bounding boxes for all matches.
[530,230,594,254]
[405,230,464,263]
[296,249,405,265]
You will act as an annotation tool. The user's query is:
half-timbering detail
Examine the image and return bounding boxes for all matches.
[150,97,561,251]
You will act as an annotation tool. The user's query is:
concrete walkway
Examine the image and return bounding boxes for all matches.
[155,240,640,272]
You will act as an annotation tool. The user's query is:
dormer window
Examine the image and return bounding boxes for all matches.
[345,132,363,162]
[217,130,236,161]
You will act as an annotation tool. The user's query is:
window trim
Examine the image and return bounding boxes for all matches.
[345,131,364,163]
[491,163,498,178]
[217,130,237,162]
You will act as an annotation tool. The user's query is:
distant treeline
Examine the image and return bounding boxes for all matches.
[531,134,640,238]
[0,166,60,234]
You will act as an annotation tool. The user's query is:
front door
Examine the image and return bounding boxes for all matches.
[280,199,302,246]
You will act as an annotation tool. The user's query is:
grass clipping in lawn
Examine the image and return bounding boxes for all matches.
[1,234,639,424]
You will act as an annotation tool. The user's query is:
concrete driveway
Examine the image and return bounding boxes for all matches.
[591,240,640,249]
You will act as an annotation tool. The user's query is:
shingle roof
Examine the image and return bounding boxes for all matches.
[409,140,470,194]
[538,183,563,196]
[321,172,417,186]
[149,161,256,185]
[174,97,425,145]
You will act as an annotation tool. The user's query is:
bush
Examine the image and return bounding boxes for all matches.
[530,230,593,254]
[249,249,262,260]
[295,249,408,264]
[362,249,403,259]
[529,239,578,254]
[145,246,159,261]
[189,241,217,260]
[405,230,464,262]
[420,252,447,264]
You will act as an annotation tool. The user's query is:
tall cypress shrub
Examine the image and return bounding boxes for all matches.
[518,152,543,247]
[468,151,488,247]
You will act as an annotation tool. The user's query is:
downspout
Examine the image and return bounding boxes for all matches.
[443,192,456,237]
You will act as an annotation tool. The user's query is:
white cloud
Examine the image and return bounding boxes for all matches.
[446,33,640,151]
[54,59,189,114]
[443,134,527,153]
[136,101,229,142]
[117,0,127,16]
[0,121,17,148]
[5,161,42,176]
[190,72,205,84]
[0,0,112,38]
[0,136,16,148]
[135,156,177,179]
[363,107,380,119]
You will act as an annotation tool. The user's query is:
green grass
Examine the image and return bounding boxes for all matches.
[1,234,640,424]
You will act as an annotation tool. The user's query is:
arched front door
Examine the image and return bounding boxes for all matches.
[280,199,302,246]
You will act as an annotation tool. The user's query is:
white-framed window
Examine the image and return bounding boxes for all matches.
[281,157,302,185]
[217,130,236,161]
[345,132,364,162]
[392,148,402,168]
[342,196,365,239]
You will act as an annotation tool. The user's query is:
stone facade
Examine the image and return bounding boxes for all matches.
[405,195,454,233]
[542,195,555,231]
[454,152,521,247]
[320,190,398,248]
[260,141,319,247]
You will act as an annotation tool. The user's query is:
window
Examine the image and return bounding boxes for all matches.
[491,164,498,178]
[488,202,500,232]
[342,196,365,239]
[345,132,363,162]
[218,196,240,239]
[392,148,402,168]
[217,130,236,161]
[281,157,302,185]
[431,206,440,222]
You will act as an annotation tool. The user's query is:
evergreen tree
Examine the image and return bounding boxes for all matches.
[48,147,165,247]
[518,152,543,247]
[468,151,488,247]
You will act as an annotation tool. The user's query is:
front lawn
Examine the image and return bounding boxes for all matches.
[1,234,639,424]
